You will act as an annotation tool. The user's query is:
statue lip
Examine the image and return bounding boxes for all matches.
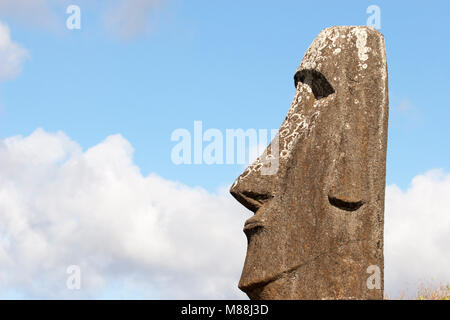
[243,220,264,231]
[243,217,265,234]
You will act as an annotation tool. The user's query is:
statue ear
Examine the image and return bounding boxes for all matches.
[294,69,335,100]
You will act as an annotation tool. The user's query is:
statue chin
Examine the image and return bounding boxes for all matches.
[239,273,295,300]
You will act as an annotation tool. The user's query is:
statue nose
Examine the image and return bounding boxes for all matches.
[230,186,273,213]
[230,165,275,212]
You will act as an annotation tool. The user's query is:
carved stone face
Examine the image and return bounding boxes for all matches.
[230,26,388,299]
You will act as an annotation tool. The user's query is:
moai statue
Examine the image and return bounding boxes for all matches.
[230,26,388,300]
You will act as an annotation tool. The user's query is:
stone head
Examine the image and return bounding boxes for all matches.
[230,26,388,299]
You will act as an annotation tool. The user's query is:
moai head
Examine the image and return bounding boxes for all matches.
[230,26,388,300]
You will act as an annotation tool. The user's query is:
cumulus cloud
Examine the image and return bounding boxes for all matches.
[0,128,448,299]
[385,170,450,298]
[0,128,249,299]
[0,21,29,82]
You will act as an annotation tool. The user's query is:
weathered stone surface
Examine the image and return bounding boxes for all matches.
[230,26,388,300]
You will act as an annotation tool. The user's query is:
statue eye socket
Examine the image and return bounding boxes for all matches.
[294,69,335,100]
[328,195,364,212]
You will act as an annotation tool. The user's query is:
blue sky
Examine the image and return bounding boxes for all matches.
[1,0,449,190]
[0,0,449,299]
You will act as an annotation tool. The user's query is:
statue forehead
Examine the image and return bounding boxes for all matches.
[296,26,385,85]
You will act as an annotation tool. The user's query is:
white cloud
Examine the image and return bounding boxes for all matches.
[397,99,414,113]
[0,0,66,29]
[0,128,449,299]
[385,169,450,298]
[0,128,249,299]
[0,1,166,40]
[0,21,29,81]
[102,0,164,40]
